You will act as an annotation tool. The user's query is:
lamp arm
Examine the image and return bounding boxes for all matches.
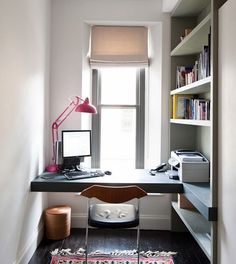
[51,96,82,164]
[46,95,96,172]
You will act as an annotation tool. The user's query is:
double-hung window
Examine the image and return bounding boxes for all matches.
[92,67,145,170]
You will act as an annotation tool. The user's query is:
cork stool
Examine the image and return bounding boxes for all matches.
[45,205,71,240]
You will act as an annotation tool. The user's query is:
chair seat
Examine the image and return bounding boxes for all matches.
[88,203,139,228]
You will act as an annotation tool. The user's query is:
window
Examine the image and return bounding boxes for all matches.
[92,68,145,170]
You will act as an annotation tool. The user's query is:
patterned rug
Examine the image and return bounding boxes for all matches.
[50,248,177,264]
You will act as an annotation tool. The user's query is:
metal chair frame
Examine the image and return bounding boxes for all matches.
[80,185,147,263]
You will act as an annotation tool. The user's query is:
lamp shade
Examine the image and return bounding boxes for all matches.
[75,97,97,114]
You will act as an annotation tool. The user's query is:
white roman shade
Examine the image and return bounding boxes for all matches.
[89,26,149,68]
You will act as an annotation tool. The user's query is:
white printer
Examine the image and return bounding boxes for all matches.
[168,150,209,182]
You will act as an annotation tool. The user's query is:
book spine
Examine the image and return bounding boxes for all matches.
[172,95,177,119]
[208,27,211,77]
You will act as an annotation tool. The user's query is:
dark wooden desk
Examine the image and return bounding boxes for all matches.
[31,169,183,193]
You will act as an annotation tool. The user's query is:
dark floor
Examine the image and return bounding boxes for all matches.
[29,228,210,264]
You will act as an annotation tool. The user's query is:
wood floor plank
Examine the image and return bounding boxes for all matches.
[29,229,210,264]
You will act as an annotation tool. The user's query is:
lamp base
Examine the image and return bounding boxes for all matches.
[45,164,59,173]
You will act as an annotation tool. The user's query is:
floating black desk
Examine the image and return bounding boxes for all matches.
[31,168,217,261]
[31,169,183,193]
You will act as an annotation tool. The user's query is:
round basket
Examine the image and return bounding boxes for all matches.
[45,205,71,240]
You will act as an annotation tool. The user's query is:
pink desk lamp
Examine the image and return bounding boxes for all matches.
[46,96,97,172]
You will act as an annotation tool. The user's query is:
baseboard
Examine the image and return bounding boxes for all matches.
[13,223,44,264]
[71,213,171,230]
[140,214,171,230]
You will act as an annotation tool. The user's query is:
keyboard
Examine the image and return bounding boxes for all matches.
[63,170,105,180]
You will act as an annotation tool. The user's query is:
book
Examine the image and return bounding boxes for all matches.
[207,27,211,77]
[176,66,186,88]
[197,45,210,80]
[172,94,194,119]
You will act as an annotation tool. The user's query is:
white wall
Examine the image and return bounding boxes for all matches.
[218,1,236,263]
[49,0,172,230]
[0,0,50,263]
[147,18,170,167]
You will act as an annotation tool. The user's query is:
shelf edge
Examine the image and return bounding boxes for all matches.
[170,76,211,95]
[171,13,211,56]
[172,202,211,259]
[170,119,211,126]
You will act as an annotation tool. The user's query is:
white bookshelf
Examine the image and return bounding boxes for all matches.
[170,0,219,263]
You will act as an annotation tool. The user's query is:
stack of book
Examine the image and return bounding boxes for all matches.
[190,98,210,120]
[172,94,210,120]
[176,65,198,88]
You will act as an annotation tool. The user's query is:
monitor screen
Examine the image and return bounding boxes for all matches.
[61,130,91,168]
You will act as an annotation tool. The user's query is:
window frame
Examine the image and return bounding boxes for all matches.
[91,68,145,169]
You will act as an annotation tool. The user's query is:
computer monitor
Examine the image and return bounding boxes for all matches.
[61,130,91,169]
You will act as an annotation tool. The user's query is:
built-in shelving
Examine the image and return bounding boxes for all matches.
[172,0,211,17]
[170,119,210,127]
[171,14,211,56]
[172,202,211,260]
[170,0,218,263]
[171,76,211,95]
[183,183,217,221]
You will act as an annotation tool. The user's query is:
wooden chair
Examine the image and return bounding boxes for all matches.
[80,185,147,263]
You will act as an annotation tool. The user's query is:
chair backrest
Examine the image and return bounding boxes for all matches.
[80,185,147,203]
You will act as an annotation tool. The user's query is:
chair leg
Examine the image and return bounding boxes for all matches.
[137,225,140,264]
[85,222,89,263]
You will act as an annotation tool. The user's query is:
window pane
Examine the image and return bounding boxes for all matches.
[100,68,137,105]
[100,108,136,169]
